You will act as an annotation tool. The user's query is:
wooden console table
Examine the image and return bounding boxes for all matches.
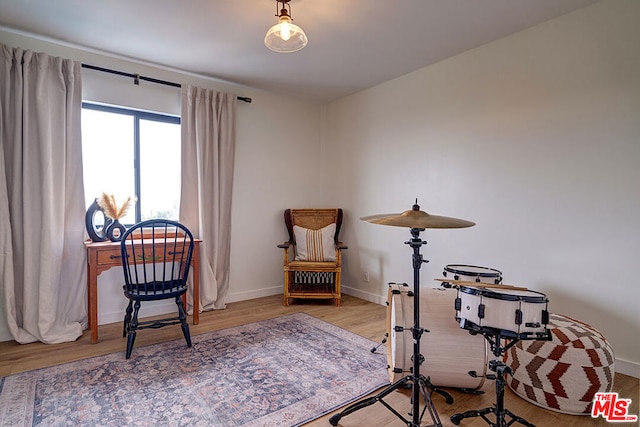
[84,239,201,344]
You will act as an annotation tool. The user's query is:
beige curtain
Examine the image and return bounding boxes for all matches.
[180,86,236,311]
[0,44,86,343]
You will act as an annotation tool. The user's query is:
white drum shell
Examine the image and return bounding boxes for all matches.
[387,283,488,390]
[456,286,548,335]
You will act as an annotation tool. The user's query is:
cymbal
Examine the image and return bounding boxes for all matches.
[361,202,475,229]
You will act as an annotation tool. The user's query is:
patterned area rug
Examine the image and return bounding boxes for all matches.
[0,313,389,426]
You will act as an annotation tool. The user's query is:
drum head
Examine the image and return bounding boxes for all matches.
[443,264,502,284]
[460,286,548,303]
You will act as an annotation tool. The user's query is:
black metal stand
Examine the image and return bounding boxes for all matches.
[450,329,535,427]
[329,228,452,427]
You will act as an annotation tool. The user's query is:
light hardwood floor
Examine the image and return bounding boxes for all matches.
[0,294,637,426]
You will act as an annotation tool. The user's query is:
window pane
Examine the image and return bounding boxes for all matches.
[139,119,181,220]
[81,109,136,225]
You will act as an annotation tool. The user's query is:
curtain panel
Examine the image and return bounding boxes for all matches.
[180,86,236,311]
[0,44,86,343]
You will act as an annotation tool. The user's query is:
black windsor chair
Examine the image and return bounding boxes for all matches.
[120,219,194,359]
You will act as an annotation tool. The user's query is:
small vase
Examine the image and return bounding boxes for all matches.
[105,219,126,242]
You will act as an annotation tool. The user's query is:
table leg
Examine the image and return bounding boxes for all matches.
[87,257,99,344]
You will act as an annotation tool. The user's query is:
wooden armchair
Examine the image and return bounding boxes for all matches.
[278,208,347,306]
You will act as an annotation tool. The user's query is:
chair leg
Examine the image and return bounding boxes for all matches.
[176,296,192,348]
[125,300,140,359]
[283,271,290,306]
[123,300,133,337]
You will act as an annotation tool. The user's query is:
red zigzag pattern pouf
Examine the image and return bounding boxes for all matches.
[504,313,615,415]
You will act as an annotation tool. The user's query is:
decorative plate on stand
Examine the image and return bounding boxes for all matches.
[85,199,113,242]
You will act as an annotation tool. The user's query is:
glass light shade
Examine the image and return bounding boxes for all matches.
[264,15,308,53]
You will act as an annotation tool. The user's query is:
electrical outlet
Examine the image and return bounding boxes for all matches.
[362,271,370,282]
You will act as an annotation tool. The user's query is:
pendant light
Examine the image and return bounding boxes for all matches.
[264,0,308,53]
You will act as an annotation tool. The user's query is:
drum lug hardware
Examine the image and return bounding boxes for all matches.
[411,353,425,366]
[454,297,461,311]
[413,327,424,339]
[542,310,549,324]
[394,326,405,332]
[468,370,495,381]
[525,322,541,328]
[478,303,485,319]
[515,309,523,325]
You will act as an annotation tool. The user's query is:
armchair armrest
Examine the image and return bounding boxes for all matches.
[336,242,348,250]
[279,241,295,266]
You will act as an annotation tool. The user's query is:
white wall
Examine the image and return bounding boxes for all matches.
[0,30,322,338]
[323,0,640,376]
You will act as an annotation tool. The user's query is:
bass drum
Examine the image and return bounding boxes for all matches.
[387,283,488,390]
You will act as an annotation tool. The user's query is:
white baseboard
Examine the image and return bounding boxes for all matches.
[226,285,283,304]
[615,358,640,378]
[225,285,389,306]
[342,285,387,306]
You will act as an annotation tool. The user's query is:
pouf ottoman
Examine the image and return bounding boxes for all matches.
[504,313,615,415]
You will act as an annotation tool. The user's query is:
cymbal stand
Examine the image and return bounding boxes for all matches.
[450,327,534,427]
[329,228,452,427]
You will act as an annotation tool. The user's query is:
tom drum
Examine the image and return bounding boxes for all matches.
[443,264,503,285]
[455,285,549,338]
[387,282,488,390]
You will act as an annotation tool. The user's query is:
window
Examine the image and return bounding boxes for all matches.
[81,103,181,225]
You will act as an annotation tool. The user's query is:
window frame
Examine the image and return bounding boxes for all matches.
[82,102,181,224]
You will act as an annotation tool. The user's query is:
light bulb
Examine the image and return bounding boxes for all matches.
[278,16,292,41]
[279,22,291,41]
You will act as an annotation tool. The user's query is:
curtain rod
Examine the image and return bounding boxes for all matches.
[81,63,252,103]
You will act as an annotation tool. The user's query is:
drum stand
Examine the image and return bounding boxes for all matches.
[329,228,452,427]
[450,326,535,427]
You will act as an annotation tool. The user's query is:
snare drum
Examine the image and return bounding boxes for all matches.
[443,264,502,284]
[455,285,549,337]
[387,283,488,390]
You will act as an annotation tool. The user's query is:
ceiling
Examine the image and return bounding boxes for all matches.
[0,0,598,104]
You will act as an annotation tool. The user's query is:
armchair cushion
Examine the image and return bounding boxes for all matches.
[293,223,337,262]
